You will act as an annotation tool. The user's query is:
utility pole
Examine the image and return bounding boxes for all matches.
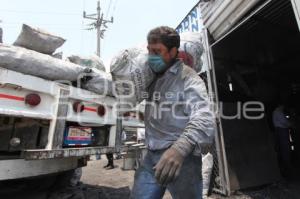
[83,1,113,57]
[0,20,3,43]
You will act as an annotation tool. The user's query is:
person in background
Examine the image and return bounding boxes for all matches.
[130,26,215,199]
[137,128,145,143]
[122,128,127,142]
[103,126,115,169]
[103,152,114,170]
[272,103,294,178]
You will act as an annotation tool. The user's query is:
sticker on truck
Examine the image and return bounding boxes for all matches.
[64,126,92,146]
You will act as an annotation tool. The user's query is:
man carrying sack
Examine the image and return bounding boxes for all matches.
[131,26,215,199]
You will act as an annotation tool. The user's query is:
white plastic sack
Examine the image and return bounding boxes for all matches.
[67,54,106,72]
[202,152,214,198]
[0,44,87,81]
[178,32,204,73]
[81,68,114,96]
[110,47,155,106]
[13,24,65,55]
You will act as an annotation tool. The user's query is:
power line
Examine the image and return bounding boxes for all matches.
[0,9,81,16]
[1,22,81,27]
[111,0,119,17]
[2,21,79,25]
[106,0,113,18]
[1,22,83,30]
[2,25,82,30]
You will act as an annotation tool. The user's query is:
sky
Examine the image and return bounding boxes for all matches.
[0,0,199,70]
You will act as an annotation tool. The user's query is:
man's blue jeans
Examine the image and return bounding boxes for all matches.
[131,149,203,199]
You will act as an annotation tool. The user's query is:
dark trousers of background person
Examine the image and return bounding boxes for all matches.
[275,127,292,178]
[106,153,114,168]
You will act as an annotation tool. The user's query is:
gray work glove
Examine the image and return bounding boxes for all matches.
[153,147,184,186]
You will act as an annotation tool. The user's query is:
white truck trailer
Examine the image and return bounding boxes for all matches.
[0,66,126,181]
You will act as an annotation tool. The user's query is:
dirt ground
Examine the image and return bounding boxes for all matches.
[80,156,300,199]
[80,157,134,199]
[2,156,300,199]
[80,156,173,199]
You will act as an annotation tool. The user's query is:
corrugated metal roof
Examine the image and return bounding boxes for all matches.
[244,0,294,32]
[210,0,299,47]
[201,0,264,40]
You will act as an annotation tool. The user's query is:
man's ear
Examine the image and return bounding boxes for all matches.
[170,47,178,58]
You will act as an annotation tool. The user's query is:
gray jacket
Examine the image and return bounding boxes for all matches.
[145,60,215,157]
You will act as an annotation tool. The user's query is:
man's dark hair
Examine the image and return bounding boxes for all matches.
[147,26,180,50]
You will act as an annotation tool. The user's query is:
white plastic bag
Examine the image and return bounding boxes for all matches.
[179,32,204,73]
[0,44,86,81]
[202,152,214,198]
[67,54,106,72]
[13,24,65,55]
[110,47,155,106]
[81,68,114,96]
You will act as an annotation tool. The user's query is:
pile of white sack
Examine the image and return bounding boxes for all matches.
[0,44,87,81]
[0,24,114,96]
[0,25,205,100]
[67,54,114,96]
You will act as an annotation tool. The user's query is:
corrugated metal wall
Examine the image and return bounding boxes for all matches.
[201,0,264,40]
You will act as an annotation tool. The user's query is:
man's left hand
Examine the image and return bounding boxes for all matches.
[153,147,184,185]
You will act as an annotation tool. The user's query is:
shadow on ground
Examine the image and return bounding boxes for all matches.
[209,180,300,199]
[1,183,131,199]
[48,183,131,199]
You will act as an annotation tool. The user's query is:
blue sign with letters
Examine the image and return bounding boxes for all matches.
[176,4,204,33]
